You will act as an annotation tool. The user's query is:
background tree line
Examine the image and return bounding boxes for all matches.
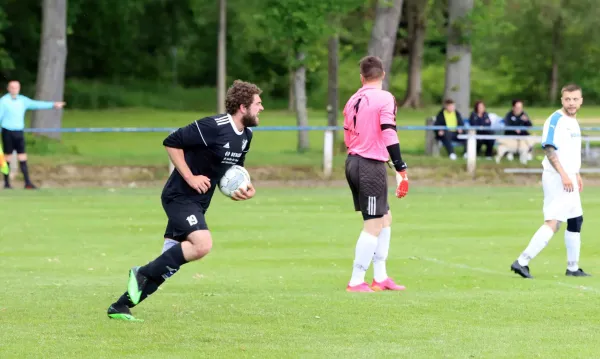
[1,0,599,114]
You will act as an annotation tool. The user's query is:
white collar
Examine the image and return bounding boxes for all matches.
[226,113,244,135]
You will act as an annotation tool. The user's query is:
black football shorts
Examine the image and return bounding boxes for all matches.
[1,129,26,154]
[345,154,389,219]
[162,197,208,241]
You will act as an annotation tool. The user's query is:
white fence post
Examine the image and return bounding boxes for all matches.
[466,129,477,175]
[323,129,334,178]
[9,150,17,180]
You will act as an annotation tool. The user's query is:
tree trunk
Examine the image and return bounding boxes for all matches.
[217,0,226,114]
[288,69,295,112]
[294,52,309,152]
[327,34,339,140]
[31,0,67,140]
[549,13,561,105]
[367,0,404,91]
[443,0,474,117]
[401,0,427,108]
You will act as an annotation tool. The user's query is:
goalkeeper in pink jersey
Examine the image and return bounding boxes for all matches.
[342,55,408,293]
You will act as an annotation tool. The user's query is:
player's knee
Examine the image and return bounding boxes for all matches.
[363,216,384,237]
[383,211,392,227]
[186,230,213,260]
[567,216,583,233]
[544,220,561,233]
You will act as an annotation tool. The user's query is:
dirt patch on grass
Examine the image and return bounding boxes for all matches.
[7,163,600,189]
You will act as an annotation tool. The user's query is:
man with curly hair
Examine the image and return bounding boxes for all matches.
[107,80,263,321]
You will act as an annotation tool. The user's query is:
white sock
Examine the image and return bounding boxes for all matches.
[565,230,581,271]
[162,239,179,254]
[349,231,378,286]
[373,227,391,282]
[517,224,555,266]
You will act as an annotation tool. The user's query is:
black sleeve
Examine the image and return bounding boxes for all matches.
[386,143,406,172]
[483,113,491,126]
[521,113,532,127]
[239,128,253,167]
[163,118,218,149]
[469,112,478,126]
[434,110,445,126]
[456,111,464,127]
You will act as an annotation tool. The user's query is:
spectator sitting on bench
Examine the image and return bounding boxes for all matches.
[503,99,533,160]
[469,100,494,159]
[434,98,465,160]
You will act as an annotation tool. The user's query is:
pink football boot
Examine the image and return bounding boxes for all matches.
[371,278,406,291]
[346,282,374,292]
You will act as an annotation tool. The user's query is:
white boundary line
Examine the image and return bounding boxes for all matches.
[420,257,600,294]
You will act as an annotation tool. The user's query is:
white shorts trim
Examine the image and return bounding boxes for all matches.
[542,171,583,222]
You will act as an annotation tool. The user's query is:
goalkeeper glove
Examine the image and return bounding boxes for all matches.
[394,163,408,198]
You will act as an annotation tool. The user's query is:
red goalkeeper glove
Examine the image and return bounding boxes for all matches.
[395,170,409,198]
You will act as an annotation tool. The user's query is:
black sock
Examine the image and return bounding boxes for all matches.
[4,163,9,186]
[139,243,187,282]
[115,276,166,308]
[116,292,135,308]
[19,160,31,184]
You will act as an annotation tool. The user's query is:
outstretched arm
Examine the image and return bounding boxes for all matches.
[23,97,65,110]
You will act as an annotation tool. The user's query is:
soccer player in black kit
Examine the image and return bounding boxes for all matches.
[107,80,263,321]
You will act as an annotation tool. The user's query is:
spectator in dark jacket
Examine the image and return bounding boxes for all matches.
[469,100,494,158]
[434,99,465,160]
[504,99,532,136]
[504,99,533,158]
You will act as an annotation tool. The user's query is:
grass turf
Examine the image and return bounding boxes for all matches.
[22,106,600,168]
[2,186,600,358]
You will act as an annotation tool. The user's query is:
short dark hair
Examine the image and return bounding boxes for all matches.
[444,98,454,105]
[359,56,384,81]
[561,83,582,95]
[225,80,262,115]
[512,99,523,107]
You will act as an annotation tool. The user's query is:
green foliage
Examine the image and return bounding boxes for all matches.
[470,0,600,105]
[255,0,364,70]
[64,79,217,111]
[1,0,600,110]
[58,79,290,112]
[0,5,12,71]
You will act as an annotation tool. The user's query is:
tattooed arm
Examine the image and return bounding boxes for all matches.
[544,146,566,174]
[544,146,574,192]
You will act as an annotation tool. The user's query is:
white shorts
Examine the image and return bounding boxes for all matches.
[542,171,583,222]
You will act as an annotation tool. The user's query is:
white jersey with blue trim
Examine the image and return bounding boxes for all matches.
[541,110,581,174]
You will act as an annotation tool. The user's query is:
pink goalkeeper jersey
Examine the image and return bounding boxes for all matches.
[343,85,399,162]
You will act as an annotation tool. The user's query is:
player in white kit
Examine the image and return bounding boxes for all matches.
[511,84,590,278]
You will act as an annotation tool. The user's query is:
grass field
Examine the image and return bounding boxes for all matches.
[3,186,600,358]
[22,106,600,170]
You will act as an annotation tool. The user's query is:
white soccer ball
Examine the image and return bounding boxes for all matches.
[218,165,251,197]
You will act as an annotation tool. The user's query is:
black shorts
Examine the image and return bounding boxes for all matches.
[1,129,26,154]
[345,154,389,219]
[162,197,208,241]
